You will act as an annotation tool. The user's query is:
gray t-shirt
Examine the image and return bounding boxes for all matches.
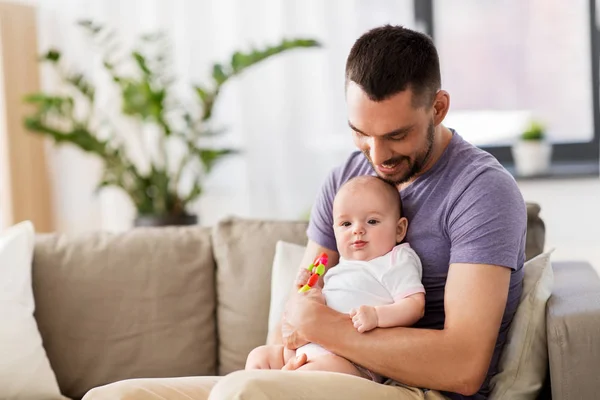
[307,131,527,400]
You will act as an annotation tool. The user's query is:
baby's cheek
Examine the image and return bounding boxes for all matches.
[374,230,396,250]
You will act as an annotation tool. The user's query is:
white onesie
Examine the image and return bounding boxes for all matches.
[296,243,425,360]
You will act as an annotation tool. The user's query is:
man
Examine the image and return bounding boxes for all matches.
[84,24,526,400]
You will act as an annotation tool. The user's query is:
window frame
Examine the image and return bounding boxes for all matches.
[414,0,600,172]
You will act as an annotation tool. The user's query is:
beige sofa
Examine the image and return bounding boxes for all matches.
[31,205,600,400]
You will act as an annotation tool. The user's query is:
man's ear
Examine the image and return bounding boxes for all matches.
[432,90,450,126]
[396,217,408,243]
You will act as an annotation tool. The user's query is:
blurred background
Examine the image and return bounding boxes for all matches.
[0,0,598,268]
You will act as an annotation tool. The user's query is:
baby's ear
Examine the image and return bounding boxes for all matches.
[396,217,408,243]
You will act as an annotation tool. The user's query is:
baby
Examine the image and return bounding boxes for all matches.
[245,175,425,382]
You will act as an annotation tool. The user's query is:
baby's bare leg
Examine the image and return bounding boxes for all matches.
[297,354,363,378]
[245,345,291,370]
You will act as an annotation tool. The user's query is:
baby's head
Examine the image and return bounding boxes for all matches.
[332,175,408,261]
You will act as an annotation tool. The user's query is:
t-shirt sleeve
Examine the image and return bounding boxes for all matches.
[306,168,339,252]
[448,169,527,270]
[382,245,426,301]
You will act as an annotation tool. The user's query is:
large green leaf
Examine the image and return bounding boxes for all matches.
[212,64,227,85]
[229,38,320,75]
[25,118,109,155]
[132,51,151,76]
[198,148,237,173]
[194,37,320,122]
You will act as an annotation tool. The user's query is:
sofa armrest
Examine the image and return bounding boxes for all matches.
[546,261,600,400]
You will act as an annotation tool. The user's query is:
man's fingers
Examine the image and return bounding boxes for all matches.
[282,353,308,371]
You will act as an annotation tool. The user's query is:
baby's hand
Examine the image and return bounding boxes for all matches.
[349,305,378,333]
[294,267,313,289]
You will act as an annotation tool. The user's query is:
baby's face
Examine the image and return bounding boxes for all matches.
[332,180,404,261]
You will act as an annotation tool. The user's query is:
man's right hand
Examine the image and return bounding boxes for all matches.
[278,241,339,348]
[281,288,327,349]
[281,312,310,350]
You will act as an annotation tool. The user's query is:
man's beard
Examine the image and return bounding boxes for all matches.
[364,120,435,185]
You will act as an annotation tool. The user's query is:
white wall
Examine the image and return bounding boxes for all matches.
[518,177,600,272]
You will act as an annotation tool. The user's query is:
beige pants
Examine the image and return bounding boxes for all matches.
[83,370,450,400]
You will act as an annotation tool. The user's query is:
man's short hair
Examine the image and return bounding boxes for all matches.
[345,24,441,107]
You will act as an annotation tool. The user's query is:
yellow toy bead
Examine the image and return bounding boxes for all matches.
[298,284,311,293]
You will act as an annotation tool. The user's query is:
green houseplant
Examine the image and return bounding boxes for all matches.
[520,121,546,141]
[511,119,552,177]
[23,20,320,227]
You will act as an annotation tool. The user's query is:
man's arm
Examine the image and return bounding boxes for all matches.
[296,262,510,396]
[267,239,339,346]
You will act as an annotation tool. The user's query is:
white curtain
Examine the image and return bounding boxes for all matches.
[17,0,415,232]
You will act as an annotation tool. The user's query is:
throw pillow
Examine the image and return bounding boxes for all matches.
[267,240,306,342]
[490,250,554,400]
[0,221,64,399]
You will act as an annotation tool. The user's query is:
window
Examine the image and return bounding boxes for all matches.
[415,0,600,174]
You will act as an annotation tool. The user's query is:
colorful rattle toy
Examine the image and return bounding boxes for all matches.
[298,252,328,293]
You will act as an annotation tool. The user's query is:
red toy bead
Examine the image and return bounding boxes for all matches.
[307,273,319,287]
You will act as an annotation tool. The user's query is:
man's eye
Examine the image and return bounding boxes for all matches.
[368,219,379,225]
[389,134,406,141]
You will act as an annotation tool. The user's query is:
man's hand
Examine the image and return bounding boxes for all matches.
[349,305,378,333]
[281,313,309,349]
[281,288,326,349]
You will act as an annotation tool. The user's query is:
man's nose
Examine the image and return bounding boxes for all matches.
[369,137,393,165]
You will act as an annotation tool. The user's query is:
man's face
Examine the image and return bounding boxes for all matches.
[346,82,435,185]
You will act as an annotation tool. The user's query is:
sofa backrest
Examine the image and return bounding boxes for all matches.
[211,217,308,375]
[33,226,217,400]
[31,203,545,399]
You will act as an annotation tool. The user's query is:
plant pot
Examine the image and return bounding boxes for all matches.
[511,140,552,177]
[134,214,198,228]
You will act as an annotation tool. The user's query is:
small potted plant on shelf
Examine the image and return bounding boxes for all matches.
[511,120,552,177]
[23,20,320,227]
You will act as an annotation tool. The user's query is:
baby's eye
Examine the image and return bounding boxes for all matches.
[368,219,379,225]
[340,221,351,227]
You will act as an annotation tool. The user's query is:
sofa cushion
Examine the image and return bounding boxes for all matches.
[267,240,306,341]
[490,250,554,399]
[213,217,308,375]
[33,226,217,400]
[0,221,64,400]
